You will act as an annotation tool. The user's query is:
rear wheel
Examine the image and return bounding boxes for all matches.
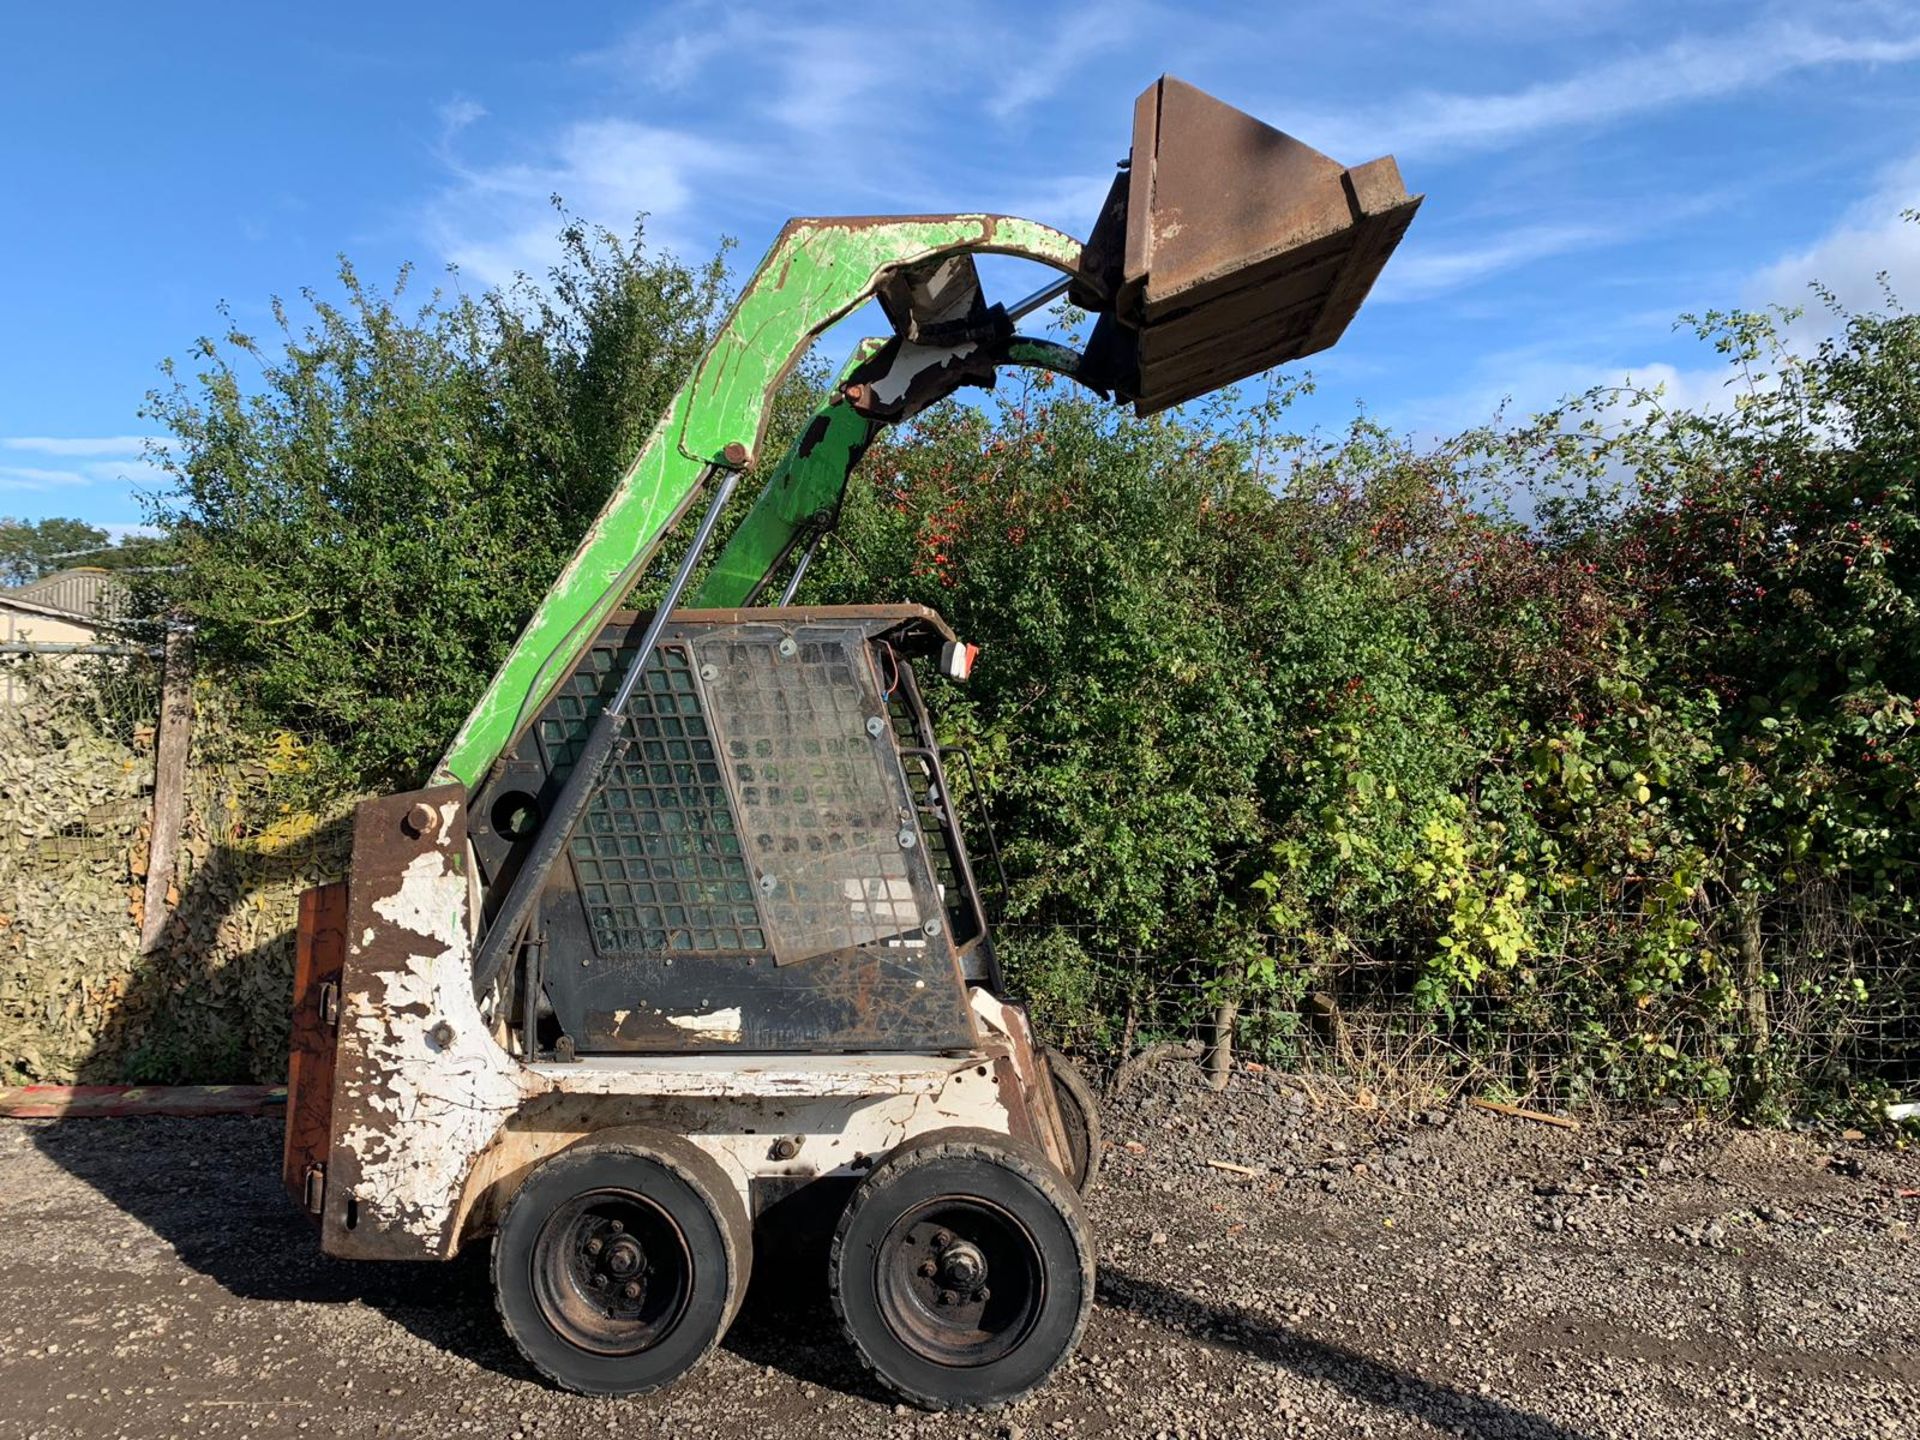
[1044,1048,1103,1194]
[492,1135,749,1396]
[829,1128,1094,1410]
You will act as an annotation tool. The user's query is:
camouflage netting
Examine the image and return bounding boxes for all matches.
[1,662,350,1084]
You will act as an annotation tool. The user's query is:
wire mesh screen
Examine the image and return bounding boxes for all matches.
[696,633,925,962]
[544,645,765,957]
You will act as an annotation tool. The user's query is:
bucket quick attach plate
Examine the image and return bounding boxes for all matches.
[1077,75,1422,414]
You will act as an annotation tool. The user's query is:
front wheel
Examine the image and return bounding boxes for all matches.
[492,1134,750,1396]
[829,1128,1094,1410]
[1044,1048,1103,1195]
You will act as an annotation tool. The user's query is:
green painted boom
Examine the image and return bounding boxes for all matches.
[431,216,1084,790]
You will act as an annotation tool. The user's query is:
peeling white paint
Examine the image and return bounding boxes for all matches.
[667,1007,744,1043]
[371,852,467,943]
[868,341,979,406]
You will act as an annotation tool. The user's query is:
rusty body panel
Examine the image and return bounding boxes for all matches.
[283,881,346,1212]
[320,785,506,1259]
[1078,75,1421,414]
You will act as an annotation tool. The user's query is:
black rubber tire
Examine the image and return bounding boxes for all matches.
[492,1134,749,1396]
[1044,1048,1103,1195]
[829,1127,1094,1411]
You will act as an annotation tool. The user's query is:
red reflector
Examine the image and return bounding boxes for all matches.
[940,641,978,681]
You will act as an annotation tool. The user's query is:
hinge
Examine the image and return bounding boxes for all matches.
[303,1162,326,1216]
[318,980,339,1029]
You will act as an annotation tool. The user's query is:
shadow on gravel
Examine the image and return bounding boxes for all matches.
[1100,1269,1594,1440]
[29,1113,883,1397]
[28,1114,535,1383]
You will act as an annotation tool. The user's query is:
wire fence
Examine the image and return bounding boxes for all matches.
[999,888,1920,1116]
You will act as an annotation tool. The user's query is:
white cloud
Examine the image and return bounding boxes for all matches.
[2,435,158,456]
[1290,18,1920,158]
[446,4,1119,286]
[0,438,171,495]
[987,3,1142,121]
[1373,224,1610,302]
[426,117,747,285]
[438,97,486,139]
[0,465,92,491]
[1746,149,1920,333]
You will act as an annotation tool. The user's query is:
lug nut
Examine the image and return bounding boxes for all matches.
[623,1281,642,1299]
[918,1259,938,1278]
[932,1230,952,1250]
[586,1238,603,1255]
[939,1289,958,1307]
[976,1287,991,1302]
[609,1220,624,1234]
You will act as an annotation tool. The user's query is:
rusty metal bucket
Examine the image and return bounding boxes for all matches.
[1075,76,1421,414]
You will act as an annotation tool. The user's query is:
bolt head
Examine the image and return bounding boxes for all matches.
[402,801,439,838]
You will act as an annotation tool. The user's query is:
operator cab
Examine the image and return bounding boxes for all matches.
[467,604,1000,1059]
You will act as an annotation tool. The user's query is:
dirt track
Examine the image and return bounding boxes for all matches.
[2,1065,1918,1440]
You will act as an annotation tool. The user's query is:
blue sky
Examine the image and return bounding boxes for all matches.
[4,1,1920,533]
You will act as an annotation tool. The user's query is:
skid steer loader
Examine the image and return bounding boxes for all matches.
[281,76,1418,1408]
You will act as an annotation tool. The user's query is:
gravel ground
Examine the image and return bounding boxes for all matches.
[2,1065,1917,1440]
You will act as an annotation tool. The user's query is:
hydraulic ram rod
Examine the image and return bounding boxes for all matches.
[469,465,741,1003]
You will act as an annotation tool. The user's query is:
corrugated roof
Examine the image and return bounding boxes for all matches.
[10,567,130,620]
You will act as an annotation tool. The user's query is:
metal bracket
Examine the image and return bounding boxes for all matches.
[302,1163,326,1216]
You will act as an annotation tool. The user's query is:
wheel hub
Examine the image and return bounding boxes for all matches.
[938,1239,986,1291]
[604,1235,645,1278]
[533,1188,692,1357]
[876,1198,1044,1368]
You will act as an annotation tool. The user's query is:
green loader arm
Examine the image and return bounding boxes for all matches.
[432,216,1085,790]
